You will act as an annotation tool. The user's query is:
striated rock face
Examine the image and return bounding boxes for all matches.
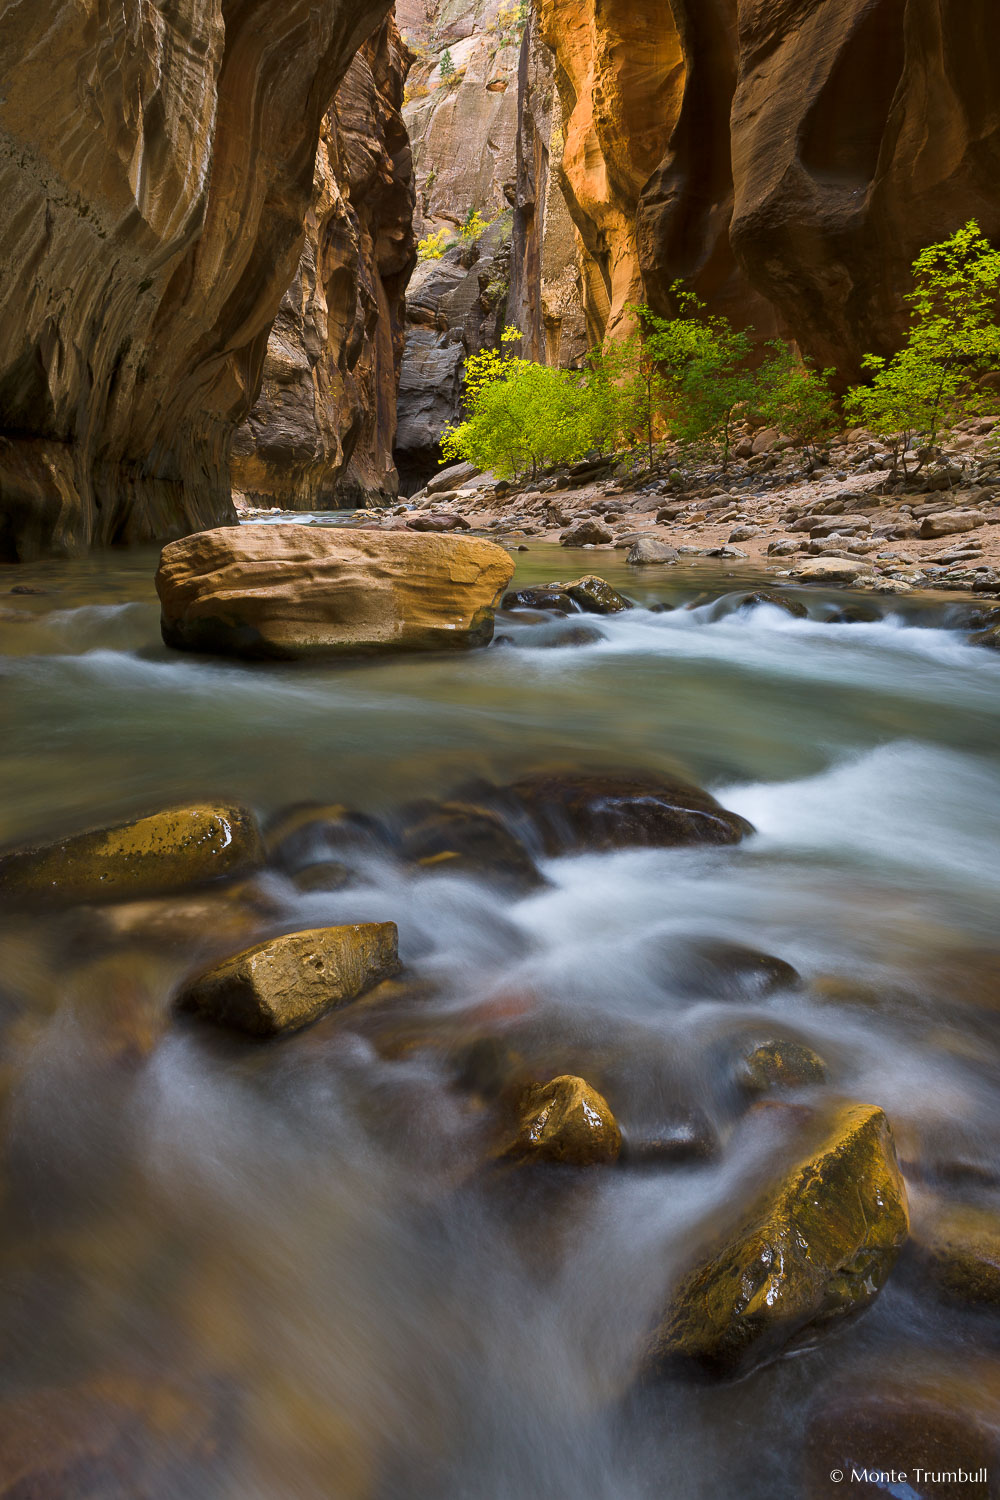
[728,0,1000,378]
[233,19,416,511]
[156,523,516,659]
[0,0,394,559]
[507,14,588,367]
[534,0,1000,373]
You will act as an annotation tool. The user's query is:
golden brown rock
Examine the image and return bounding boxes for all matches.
[504,1076,622,1166]
[647,1102,909,1376]
[233,18,416,510]
[0,0,396,560]
[909,1194,1000,1307]
[0,805,262,906]
[177,923,400,1036]
[156,524,515,658]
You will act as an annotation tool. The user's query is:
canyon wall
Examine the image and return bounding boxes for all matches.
[535,0,1000,374]
[0,0,394,559]
[232,20,416,510]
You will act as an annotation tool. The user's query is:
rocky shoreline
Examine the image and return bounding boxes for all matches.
[300,421,1000,606]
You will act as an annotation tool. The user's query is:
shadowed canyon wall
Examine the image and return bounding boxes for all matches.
[232,19,416,510]
[0,0,394,559]
[536,0,1000,372]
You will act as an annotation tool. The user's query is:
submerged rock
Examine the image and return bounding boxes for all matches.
[738,591,809,619]
[501,588,574,612]
[503,1076,621,1166]
[0,804,262,906]
[489,772,754,856]
[397,801,543,891]
[734,1038,829,1095]
[156,525,515,659]
[559,520,613,547]
[908,1194,1000,1308]
[177,922,400,1036]
[661,941,802,1001]
[805,1357,1000,1500]
[627,538,679,565]
[646,1102,909,1377]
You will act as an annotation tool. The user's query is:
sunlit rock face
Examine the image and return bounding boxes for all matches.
[232,18,416,511]
[728,0,1000,379]
[536,0,1000,370]
[0,0,393,559]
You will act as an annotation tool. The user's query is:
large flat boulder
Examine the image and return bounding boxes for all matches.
[177,923,400,1036]
[0,804,262,906]
[156,525,515,659]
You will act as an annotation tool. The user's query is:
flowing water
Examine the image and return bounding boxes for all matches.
[1,534,999,1497]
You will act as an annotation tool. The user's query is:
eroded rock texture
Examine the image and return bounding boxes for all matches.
[232,18,416,511]
[536,0,1000,372]
[0,0,393,559]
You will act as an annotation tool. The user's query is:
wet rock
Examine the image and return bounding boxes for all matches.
[548,575,633,615]
[738,591,809,619]
[528,624,604,649]
[0,1373,228,1499]
[661,940,801,1001]
[908,1194,1000,1307]
[627,538,679,565]
[0,804,262,906]
[735,1038,829,1095]
[805,1358,1000,1500]
[397,801,542,891]
[291,861,354,894]
[559,520,613,547]
[264,802,392,873]
[970,624,1000,651]
[919,509,986,539]
[495,772,754,854]
[646,1102,908,1377]
[177,922,400,1036]
[156,525,515,658]
[503,1075,621,1166]
[501,588,574,612]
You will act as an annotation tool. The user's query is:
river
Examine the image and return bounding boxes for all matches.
[0,532,998,1497]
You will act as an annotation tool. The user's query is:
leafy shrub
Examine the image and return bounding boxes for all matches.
[845,221,1000,475]
[417,229,452,261]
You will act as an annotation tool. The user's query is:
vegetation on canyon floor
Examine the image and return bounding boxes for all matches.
[442,224,1000,485]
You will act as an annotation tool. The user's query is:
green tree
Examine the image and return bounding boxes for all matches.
[844,220,1000,475]
[439,48,455,79]
[753,345,838,464]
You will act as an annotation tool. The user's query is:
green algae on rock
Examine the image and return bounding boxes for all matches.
[0,805,262,906]
[646,1102,909,1377]
[176,923,400,1036]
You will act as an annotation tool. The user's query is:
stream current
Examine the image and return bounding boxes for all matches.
[1,534,999,1497]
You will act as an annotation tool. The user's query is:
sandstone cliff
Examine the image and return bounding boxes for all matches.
[535,0,1000,374]
[0,0,394,560]
[232,19,416,511]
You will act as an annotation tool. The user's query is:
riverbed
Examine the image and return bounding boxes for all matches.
[0,537,998,1497]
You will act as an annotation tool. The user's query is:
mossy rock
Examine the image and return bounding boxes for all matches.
[176,922,400,1037]
[646,1101,909,1377]
[502,1075,621,1166]
[0,804,262,906]
[735,1038,829,1095]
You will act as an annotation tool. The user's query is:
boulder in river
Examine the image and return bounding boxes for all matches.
[501,588,575,613]
[656,940,801,1001]
[547,575,634,615]
[156,525,515,659]
[738,591,809,619]
[397,800,544,892]
[734,1038,829,1095]
[503,1076,621,1166]
[490,772,754,855]
[627,538,679,565]
[0,804,262,906]
[559,520,613,547]
[646,1101,909,1377]
[177,922,400,1036]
